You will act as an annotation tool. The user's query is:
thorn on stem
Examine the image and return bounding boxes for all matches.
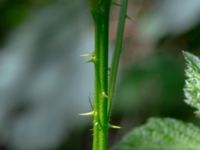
[109,124,122,129]
[95,122,99,126]
[80,52,95,57]
[102,91,108,98]
[86,57,97,64]
[79,111,94,116]
[126,14,133,21]
[88,95,94,110]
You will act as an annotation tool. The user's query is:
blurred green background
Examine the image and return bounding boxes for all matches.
[0,0,200,150]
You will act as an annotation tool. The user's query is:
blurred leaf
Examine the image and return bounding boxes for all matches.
[112,118,200,150]
[114,52,192,119]
[184,52,200,115]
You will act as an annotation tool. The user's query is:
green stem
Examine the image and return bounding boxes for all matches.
[90,1,111,150]
[109,0,128,116]
[88,0,127,150]
[99,1,110,149]
[93,20,101,150]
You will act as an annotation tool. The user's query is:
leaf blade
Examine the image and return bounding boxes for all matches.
[183,51,200,115]
[112,118,200,150]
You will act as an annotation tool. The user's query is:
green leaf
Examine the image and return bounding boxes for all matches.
[183,51,200,115]
[112,118,200,150]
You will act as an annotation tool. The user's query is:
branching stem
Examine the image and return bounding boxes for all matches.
[87,0,128,150]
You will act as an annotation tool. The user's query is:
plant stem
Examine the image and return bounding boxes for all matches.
[93,20,101,150]
[90,1,111,150]
[88,0,127,150]
[99,1,111,149]
[109,0,128,116]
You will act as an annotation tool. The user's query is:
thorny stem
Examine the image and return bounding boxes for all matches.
[90,1,111,150]
[86,0,128,150]
[93,20,101,150]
